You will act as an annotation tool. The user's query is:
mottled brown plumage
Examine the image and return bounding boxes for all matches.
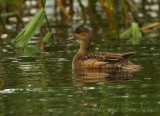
[72,27,141,70]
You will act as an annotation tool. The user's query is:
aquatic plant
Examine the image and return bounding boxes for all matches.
[12,9,45,47]
[12,0,53,48]
[120,22,142,44]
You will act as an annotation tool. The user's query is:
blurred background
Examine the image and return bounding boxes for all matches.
[0,0,160,50]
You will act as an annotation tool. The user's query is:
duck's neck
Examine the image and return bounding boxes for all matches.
[78,40,90,55]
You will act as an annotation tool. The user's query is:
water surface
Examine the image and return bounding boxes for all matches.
[0,32,160,116]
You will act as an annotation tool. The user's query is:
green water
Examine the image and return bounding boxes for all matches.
[0,31,160,116]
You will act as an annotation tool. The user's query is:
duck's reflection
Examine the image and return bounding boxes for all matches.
[73,68,138,84]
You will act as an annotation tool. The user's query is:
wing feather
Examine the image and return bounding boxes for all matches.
[81,52,136,63]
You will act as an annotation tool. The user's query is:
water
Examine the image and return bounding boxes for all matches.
[0,30,160,116]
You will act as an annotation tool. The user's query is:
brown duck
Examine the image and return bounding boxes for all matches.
[71,27,141,70]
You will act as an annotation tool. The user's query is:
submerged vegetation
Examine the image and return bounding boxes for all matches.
[0,0,160,49]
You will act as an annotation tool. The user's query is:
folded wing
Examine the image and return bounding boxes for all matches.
[81,52,136,63]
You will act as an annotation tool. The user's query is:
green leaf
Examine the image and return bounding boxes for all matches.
[120,28,132,38]
[43,32,53,44]
[13,9,45,47]
[120,22,142,44]
[131,22,142,44]
[41,0,46,8]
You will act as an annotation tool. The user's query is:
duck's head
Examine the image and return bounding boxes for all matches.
[71,27,91,43]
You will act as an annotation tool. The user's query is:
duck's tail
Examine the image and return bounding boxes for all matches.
[121,61,142,71]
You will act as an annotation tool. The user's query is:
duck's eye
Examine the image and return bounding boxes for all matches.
[75,27,89,34]
[75,27,81,34]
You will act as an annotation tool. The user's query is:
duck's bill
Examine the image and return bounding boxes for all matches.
[67,34,75,41]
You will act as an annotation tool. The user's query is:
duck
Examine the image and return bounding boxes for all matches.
[71,26,141,70]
